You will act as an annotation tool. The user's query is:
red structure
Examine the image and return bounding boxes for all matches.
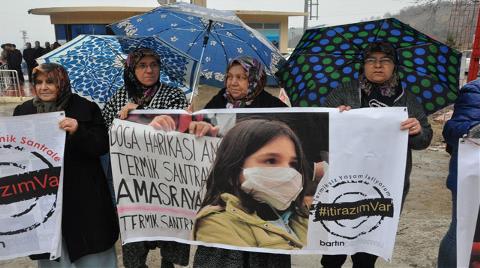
[468,5,480,81]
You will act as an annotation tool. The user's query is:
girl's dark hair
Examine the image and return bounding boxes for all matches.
[200,118,309,217]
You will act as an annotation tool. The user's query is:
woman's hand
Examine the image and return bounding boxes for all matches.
[149,115,176,131]
[118,103,139,120]
[59,117,78,134]
[188,121,219,137]
[401,118,422,135]
[337,105,352,112]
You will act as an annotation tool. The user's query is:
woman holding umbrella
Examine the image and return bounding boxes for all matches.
[321,41,433,268]
[101,48,190,268]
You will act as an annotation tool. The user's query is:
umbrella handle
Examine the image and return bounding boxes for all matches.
[190,19,213,105]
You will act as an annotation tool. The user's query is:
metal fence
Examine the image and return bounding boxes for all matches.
[0,64,21,97]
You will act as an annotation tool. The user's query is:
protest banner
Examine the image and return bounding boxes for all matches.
[457,138,480,268]
[110,107,407,260]
[0,112,65,260]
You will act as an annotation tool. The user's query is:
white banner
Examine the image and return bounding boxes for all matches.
[0,112,65,260]
[110,116,221,243]
[307,107,408,261]
[457,138,480,268]
[110,107,408,260]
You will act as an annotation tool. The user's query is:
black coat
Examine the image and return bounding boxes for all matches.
[204,88,287,109]
[7,49,22,69]
[23,48,37,66]
[13,94,119,262]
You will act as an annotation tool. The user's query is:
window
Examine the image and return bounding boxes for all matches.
[246,23,280,48]
[54,24,108,41]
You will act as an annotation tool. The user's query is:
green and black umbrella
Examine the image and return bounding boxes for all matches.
[277,18,461,114]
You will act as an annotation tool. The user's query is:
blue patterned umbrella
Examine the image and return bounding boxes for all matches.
[107,2,285,91]
[37,35,198,104]
[277,18,461,114]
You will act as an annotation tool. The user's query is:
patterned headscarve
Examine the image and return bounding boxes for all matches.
[224,56,267,108]
[359,42,402,107]
[32,63,72,113]
[124,48,161,106]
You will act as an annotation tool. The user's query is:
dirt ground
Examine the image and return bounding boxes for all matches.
[0,100,452,268]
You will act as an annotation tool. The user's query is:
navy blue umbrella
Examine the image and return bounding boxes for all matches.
[108,2,285,96]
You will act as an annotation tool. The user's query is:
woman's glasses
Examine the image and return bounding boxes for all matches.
[136,62,160,71]
[364,57,394,66]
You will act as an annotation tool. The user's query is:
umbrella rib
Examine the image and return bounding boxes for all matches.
[167,12,204,29]
[208,25,230,67]
[186,29,207,54]
[213,25,278,78]
[211,22,268,67]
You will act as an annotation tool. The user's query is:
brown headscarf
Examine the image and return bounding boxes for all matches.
[32,63,72,113]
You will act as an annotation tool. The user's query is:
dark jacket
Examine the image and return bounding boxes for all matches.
[323,81,433,202]
[205,88,287,109]
[13,94,119,262]
[7,49,22,69]
[23,48,37,66]
[195,88,290,268]
[443,79,480,193]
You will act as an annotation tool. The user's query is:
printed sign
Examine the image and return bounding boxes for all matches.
[457,138,480,268]
[0,112,65,260]
[110,107,407,260]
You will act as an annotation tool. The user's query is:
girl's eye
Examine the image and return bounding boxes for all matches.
[265,158,276,164]
[289,161,298,168]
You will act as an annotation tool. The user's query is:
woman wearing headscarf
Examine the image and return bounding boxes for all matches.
[101,48,190,268]
[13,63,119,267]
[320,41,433,268]
[194,57,293,268]
[204,56,287,109]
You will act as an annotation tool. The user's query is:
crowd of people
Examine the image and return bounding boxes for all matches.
[6,39,480,268]
[0,41,61,84]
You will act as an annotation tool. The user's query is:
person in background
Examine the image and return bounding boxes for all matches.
[102,47,190,268]
[321,41,432,268]
[33,41,45,59]
[52,42,61,50]
[13,63,119,268]
[23,42,38,83]
[44,41,52,55]
[438,78,480,267]
[7,44,24,84]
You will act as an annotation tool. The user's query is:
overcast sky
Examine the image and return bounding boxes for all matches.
[1,0,414,48]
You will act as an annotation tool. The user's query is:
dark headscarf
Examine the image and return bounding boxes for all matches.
[124,48,161,106]
[32,63,72,113]
[359,42,403,107]
[224,56,267,108]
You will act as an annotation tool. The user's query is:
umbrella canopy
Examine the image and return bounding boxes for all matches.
[277,18,462,114]
[37,35,198,104]
[107,2,285,89]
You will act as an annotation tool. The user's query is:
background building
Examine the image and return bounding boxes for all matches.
[28,1,305,53]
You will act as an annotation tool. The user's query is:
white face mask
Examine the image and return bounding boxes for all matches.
[240,167,303,211]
